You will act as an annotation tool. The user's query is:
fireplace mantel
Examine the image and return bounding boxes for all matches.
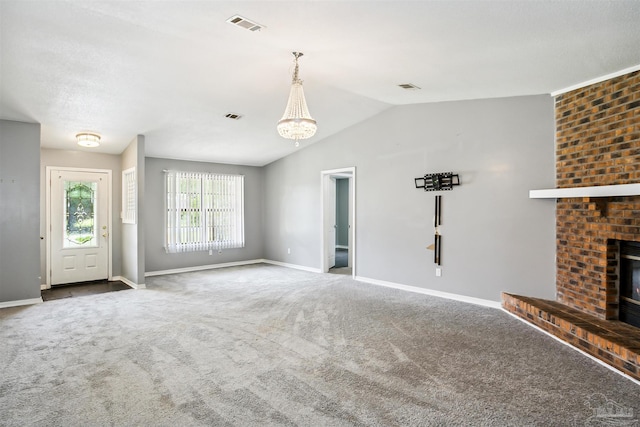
[529,183,640,199]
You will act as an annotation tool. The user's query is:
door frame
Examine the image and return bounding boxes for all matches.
[45,166,113,288]
[320,167,356,277]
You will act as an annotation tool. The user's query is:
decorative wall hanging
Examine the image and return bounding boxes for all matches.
[416,173,460,266]
[414,172,460,191]
[434,195,441,265]
[425,195,442,265]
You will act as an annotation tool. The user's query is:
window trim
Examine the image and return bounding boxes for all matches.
[165,170,244,253]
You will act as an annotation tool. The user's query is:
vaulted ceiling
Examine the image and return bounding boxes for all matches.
[2,1,640,166]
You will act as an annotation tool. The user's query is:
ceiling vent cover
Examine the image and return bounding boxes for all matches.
[226,15,264,32]
[225,113,242,120]
[398,83,421,90]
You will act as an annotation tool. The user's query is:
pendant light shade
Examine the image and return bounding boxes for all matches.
[277,52,317,147]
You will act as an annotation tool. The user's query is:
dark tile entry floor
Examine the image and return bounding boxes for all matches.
[41,280,131,301]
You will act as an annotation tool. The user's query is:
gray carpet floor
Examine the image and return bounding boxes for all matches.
[1,264,638,426]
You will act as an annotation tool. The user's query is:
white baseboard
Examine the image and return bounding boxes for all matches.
[502,309,640,386]
[145,259,323,277]
[354,275,502,309]
[145,261,501,311]
[112,276,146,290]
[145,259,265,277]
[261,259,322,273]
[0,297,43,309]
[41,284,50,290]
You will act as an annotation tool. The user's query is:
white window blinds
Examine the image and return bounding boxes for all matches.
[166,171,244,253]
[122,167,136,224]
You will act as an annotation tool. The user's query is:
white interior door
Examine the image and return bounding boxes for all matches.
[50,170,109,285]
[347,177,353,268]
[325,176,337,269]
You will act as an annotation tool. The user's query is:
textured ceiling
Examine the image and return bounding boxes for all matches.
[1,1,640,166]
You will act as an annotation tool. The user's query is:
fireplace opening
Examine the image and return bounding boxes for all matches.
[619,241,640,328]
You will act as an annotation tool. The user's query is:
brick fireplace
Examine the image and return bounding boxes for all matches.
[503,70,640,380]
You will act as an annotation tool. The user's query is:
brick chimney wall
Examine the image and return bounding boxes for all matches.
[555,70,640,319]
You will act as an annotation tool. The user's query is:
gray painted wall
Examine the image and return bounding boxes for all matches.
[3,95,555,305]
[144,157,264,273]
[40,148,123,281]
[121,136,145,286]
[1,120,41,303]
[336,178,349,247]
[263,95,556,301]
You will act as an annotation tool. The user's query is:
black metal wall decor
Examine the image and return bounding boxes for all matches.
[415,172,459,266]
[414,172,460,191]
[434,195,441,265]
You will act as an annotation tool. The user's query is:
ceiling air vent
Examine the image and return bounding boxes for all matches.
[398,83,421,90]
[226,15,264,32]
[225,113,242,120]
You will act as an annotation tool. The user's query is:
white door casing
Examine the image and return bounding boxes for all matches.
[348,177,353,268]
[48,168,111,285]
[321,167,356,276]
[326,176,337,269]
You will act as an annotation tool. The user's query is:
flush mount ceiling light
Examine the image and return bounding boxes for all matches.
[76,132,101,148]
[277,52,317,147]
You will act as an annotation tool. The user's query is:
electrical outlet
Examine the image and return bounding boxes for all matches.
[435,268,442,277]
[208,249,213,255]
[287,248,291,254]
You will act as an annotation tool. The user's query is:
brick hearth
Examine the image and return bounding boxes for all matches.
[502,293,640,380]
[503,69,640,379]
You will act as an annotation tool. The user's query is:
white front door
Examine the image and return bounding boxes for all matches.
[50,170,109,285]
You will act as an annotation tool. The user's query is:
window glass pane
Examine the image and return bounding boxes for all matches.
[64,181,98,248]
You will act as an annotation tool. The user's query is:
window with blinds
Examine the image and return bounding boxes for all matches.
[122,167,136,224]
[165,170,244,253]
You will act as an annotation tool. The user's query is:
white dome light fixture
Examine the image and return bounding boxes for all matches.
[277,52,317,147]
[76,132,101,148]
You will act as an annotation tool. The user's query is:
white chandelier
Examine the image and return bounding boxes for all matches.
[277,52,317,147]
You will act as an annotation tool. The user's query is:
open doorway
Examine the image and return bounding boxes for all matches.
[334,177,350,268]
[321,167,355,277]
